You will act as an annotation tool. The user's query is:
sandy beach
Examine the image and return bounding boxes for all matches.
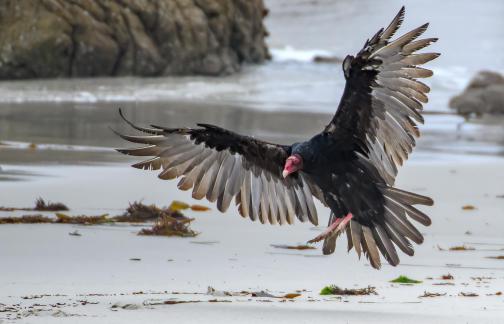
[1,152,503,323]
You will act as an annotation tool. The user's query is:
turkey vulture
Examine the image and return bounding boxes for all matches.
[115,7,438,269]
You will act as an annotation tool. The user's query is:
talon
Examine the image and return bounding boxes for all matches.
[307,213,353,243]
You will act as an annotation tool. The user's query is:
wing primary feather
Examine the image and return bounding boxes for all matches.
[118,109,163,135]
[381,6,405,41]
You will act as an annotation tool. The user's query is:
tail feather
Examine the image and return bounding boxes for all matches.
[372,224,400,266]
[362,226,381,269]
[322,186,432,270]
[384,187,434,206]
[322,212,338,255]
[319,186,432,270]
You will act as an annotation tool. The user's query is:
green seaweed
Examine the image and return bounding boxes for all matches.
[390,275,422,284]
[319,285,376,296]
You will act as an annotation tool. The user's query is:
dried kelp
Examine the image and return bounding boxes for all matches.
[138,215,197,237]
[0,200,199,238]
[0,198,68,212]
[419,291,446,298]
[0,215,52,224]
[459,292,478,297]
[449,245,475,251]
[55,213,110,225]
[113,202,175,222]
[34,198,69,211]
[271,244,316,250]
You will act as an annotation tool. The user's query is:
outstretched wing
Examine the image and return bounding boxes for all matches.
[326,6,439,185]
[322,7,437,268]
[115,110,319,226]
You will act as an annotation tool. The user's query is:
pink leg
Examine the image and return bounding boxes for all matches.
[307,213,353,244]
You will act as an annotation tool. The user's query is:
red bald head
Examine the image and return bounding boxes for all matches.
[282,154,303,178]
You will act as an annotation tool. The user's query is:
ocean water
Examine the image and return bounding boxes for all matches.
[0,0,503,162]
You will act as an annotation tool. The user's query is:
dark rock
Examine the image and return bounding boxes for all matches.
[313,55,342,64]
[449,71,504,116]
[0,0,269,79]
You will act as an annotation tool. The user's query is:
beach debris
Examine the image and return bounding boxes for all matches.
[390,276,422,284]
[113,201,175,222]
[419,291,446,298]
[56,213,110,225]
[271,244,316,250]
[129,258,141,261]
[190,204,211,212]
[68,230,81,237]
[111,302,142,310]
[461,205,476,210]
[320,285,377,296]
[138,214,197,237]
[207,287,234,297]
[464,231,472,235]
[0,201,199,237]
[0,215,52,224]
[169,200,190,211]
[433,282,455,286]
[471,277,494,281]
[164,300,201,305]
[437,245,445,251]
[449,245,475,251]
[251,291,277,298]
[113,201,208,223]
[169,200,210,212]
[440,274,454,280]
[0,198,69,212]
[34,198,69,211]
[190,241,219,245]
[459,292,479,297]
[486,255,504,260]
[496,195,504,199]
[207,287,301,299]
[487,291,502,296]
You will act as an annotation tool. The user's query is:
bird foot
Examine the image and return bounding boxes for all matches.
[307,213,353,244]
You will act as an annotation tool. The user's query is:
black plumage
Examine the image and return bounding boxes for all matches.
[115,7,438,269]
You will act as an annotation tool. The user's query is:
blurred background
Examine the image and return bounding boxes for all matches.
[0,0,503,166]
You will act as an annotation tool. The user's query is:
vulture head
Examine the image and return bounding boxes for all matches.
[283,141,316,178]
[282,154,303,178]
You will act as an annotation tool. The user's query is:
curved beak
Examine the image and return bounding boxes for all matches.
[282,154,302,178]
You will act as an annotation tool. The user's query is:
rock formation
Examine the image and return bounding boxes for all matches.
[0,0,269,79]
[450,71,504,116]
